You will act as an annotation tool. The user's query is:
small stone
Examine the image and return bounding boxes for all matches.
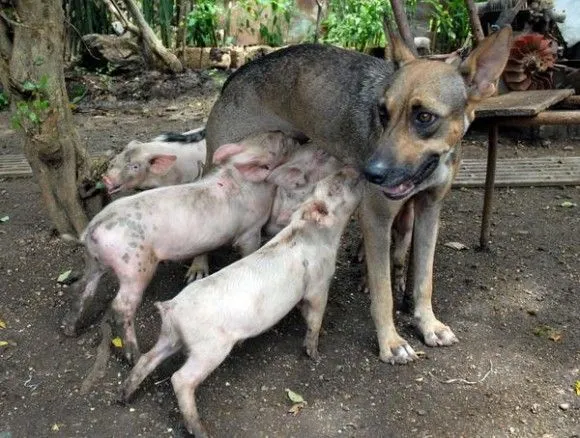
[416,409,427,416]
[541,139,551,148]
[531,403,540,414]
[558,403,570,411]
[563,145,573,151]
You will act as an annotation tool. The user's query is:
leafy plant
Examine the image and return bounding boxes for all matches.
[11,76,51,132]
[237,0,294,47]
[322,0,417,52]
[186,0,221,47]
[0,90,8,111]
[425,0,472,52]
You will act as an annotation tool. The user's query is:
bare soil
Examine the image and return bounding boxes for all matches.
[0,71,579,438]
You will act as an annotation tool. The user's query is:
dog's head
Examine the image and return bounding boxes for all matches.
[364,27,513,200]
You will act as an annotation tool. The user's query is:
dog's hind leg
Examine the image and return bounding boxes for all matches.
[360,185,418,364]
[409,192,458,347]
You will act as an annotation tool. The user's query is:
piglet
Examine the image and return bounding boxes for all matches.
[119,167,363,437]
[102,127,206,194]
[265,146,342,235]
[62,132,302,364]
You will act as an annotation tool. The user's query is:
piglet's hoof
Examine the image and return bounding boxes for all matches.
[61,313,81,337]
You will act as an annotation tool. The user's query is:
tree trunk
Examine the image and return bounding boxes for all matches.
[121,0,183,73]
[0,0,90,237]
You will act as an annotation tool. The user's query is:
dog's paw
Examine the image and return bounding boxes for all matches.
[419,320,458,347]
[379,336,418,365]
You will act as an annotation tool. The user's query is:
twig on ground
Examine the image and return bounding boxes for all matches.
[429,359,493,385]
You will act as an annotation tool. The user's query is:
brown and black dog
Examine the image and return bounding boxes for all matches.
[204,27,512,364]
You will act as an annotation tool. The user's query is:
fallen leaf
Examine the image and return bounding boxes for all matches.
[285,388,305,404]
[443,241,468,251]
[51,423,60,431]
[288,402,305,416]
[57,270,72,284]
[0,216,9,223]
[560,201,577,208]
[0,320,5,329]
[111,337,123,348]
[574,380,580,396]
[0,341,8,347]
[533,324,563,342]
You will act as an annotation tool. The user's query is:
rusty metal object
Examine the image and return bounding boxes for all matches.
[503,33,557,90]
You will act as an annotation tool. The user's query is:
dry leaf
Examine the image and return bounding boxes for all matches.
[0,319,6,329]
[574,380,580,396]
[443,241,468,251]
[51,424,60,432]
[0,341,8,347]
[560,201,577,208]
[288,402,306,416]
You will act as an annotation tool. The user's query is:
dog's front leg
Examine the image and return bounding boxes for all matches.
[409,192,458,347]
[361,185,418,364]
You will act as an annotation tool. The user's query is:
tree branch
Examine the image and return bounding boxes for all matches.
[389,0,418,56]
[103,0,140,35]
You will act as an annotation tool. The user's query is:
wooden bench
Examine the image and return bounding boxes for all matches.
[473,89,580,249]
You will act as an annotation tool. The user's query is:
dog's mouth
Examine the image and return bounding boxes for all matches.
[380,155,440,200]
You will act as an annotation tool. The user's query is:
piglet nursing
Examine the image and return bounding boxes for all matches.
[119,167,363,437]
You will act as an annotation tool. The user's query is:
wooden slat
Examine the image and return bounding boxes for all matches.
[474,89,575,118]
[454,157,580,187]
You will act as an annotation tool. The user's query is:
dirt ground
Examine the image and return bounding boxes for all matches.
[0,71,578,438]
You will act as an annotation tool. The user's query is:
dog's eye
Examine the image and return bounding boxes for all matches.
[378,100,388,127]
[415,111,436,125]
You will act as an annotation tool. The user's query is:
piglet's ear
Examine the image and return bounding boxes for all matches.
[302,200,331,226]
[213,142,245,164]
[234,161,270,182]
[267,166,307,189]
[149,154,177,175]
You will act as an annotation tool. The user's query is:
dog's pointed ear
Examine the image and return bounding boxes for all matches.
[459,26,513,101]
[387,31,416,67]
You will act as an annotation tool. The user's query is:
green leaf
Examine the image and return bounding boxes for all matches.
[22,81,37,91]
[285,388,305,404]
[57,270,72,284]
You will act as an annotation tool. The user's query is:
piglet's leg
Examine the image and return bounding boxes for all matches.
[120,330,181,402]
[111,258,158,364]
[301,281,330,362]
[185,254,209,283]
[172,343,233,438]
[234,228,261,256]
[62,256,105,336]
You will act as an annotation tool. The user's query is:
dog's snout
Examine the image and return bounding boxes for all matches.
[363,158,388,185]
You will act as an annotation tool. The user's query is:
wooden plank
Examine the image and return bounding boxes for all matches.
[454,157,580,187]
[474,89,575,118]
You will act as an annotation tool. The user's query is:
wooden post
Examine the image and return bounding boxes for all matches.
[465,0,485,42]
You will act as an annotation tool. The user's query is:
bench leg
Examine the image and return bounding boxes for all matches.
[480,123,498,250]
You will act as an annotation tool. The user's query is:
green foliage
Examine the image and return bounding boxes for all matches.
[237,0,294,47]
[11,76,51,132]
[322,0,417,52]
[64,0,112,57]
[425,0,472,52]
[0,91,8,111]
[187,0,221,47]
